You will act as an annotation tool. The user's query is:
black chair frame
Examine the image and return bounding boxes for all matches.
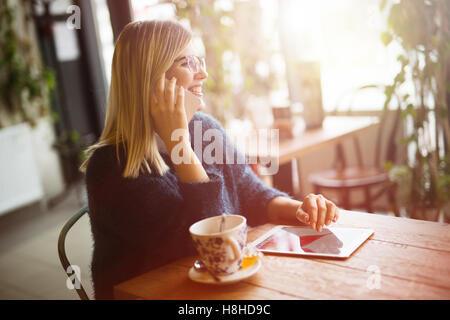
[57,206,90,300]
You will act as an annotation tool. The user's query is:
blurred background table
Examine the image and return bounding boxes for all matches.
[230,116,380,197]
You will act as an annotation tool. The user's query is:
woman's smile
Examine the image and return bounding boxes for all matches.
[188,84,204,98]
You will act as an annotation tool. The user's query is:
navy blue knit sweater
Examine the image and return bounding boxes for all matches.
[85,112,289,299]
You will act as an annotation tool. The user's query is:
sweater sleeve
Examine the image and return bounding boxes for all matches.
[177,170,226,220]
[233,151,291,226]
[236,161,291,226]
[112,173,224,238]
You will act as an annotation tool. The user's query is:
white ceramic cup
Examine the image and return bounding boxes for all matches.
[189,215,247,276]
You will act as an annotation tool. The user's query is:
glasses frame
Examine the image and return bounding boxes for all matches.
[174,55,206,73]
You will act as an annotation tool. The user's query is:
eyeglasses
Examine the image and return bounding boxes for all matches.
[174,55,206,73]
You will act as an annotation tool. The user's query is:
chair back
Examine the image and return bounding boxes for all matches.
[331,84,402,168]
[57,206,90,300]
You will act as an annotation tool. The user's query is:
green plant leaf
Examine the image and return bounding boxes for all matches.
[0,1,54,126]
[384,84,394,97]
[402,93,410,102]
[383,160,393,172]
[437,105,448,119]
[394,70,405,83]
[381,31,393,46]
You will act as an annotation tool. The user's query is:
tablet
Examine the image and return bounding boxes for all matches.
[250,225,374,259]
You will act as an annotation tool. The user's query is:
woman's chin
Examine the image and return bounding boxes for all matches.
[197,99,206,111]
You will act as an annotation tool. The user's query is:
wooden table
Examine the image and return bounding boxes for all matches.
[231,116,380,196]
[114,210,450,299]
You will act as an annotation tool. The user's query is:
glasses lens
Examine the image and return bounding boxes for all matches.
[186,56,197,73]
[187,56,205,73]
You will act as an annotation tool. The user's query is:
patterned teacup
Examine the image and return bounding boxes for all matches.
[189,215,247,276]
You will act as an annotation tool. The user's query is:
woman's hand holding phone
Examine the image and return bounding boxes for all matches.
[150,74,189,150]
[150,74,209,183]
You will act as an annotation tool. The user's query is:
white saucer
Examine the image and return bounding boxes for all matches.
[188,259,262,285]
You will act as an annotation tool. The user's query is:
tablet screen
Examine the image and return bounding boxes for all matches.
[254,226,373,258]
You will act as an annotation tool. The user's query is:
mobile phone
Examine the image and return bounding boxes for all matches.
[165,78,205,120]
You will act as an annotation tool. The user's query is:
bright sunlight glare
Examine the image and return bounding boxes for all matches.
[273,0,403,111]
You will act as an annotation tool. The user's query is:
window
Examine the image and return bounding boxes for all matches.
[132,0,176,21]
[278,0,403,112]
[93,0,115,85]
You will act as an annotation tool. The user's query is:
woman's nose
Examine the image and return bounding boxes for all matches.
[195,67,208,80]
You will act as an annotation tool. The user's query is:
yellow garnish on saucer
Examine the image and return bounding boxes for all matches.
[241,255,259,269]
[240,245,263,269]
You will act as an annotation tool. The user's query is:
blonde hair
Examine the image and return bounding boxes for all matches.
[80,20,192,178]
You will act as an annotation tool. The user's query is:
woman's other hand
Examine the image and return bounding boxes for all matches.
[296,194,339,232]
[150,74,188,149]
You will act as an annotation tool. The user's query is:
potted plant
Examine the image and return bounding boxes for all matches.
[0,1,55,128]
[388,156,450,221]
[0,1,63,213]
[380,0,450,221]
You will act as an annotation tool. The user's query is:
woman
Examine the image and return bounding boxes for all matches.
[81,20,339,299]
